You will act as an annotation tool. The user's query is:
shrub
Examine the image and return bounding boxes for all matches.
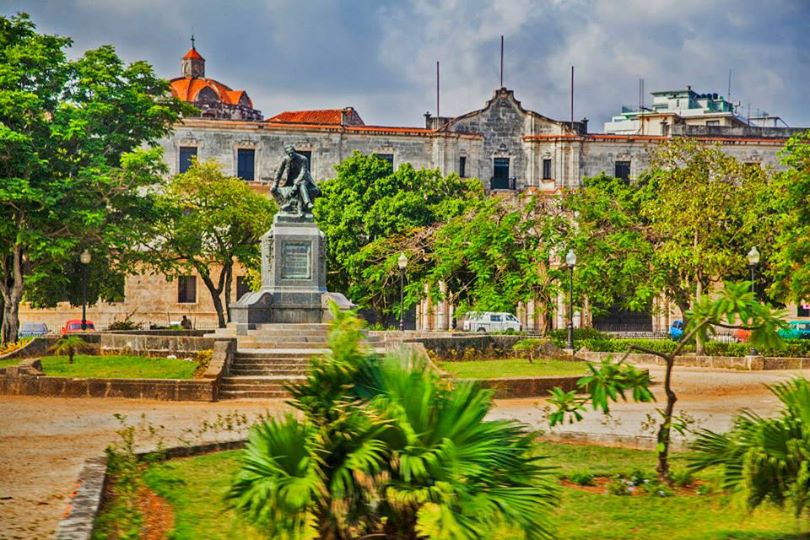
[107,320,142,331]
[607,476,632,496]
[568,471,595,486]
[193,350,213,377]
[669,467,694,488]
[548,327,609,347]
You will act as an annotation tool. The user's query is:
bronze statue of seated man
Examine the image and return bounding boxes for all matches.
[271,144,321,217]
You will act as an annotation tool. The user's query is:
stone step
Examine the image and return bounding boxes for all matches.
[218,389,290,399]
[244,330,330,338]
[236,348,330,356]
[230,365,309,372]
[228,368,307,377]
[237,340,329,348]
[251,323,330,331]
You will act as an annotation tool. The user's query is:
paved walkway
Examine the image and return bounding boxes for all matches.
[1,365,806,539]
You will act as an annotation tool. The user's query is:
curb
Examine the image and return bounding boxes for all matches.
[54,439,246,540]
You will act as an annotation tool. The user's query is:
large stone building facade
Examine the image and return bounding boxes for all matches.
[19,46,809,332]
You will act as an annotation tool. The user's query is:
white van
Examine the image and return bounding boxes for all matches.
[461,312,521,333]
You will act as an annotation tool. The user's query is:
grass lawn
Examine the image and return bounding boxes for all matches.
[129,442,809,540]
[0,358,20,369]
[440,358,588,379]
[40,355,198,379]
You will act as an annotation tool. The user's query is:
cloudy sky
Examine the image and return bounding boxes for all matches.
[5,0,809,129]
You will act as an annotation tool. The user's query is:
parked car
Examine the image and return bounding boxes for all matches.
[778,321,810,340]
[18,322,49,339]
[461,312,521,333]
[61,319,96,335]
[669,320,684,340]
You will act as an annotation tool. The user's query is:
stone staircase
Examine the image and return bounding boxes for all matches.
[217,323,384,399]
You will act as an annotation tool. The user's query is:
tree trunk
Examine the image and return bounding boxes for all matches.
[223,263,233,323]
[197,269,227,329]
[0,248,24,344]
[695,274,704,355]
[656,356,678,481]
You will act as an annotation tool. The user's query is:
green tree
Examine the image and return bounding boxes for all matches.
[228,305,558,539]
[427,194,568,330]
[548,281,786,481]
[564,139,771,351]
[313,153,481,323]
[768,131,810,304]
[689,377,810,518]
[0,13,188,342]
[140,161,275,328]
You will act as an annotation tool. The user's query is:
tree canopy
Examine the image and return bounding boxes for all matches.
[138,161,275,328]
[313,152,481,323]
[0,13,190,342]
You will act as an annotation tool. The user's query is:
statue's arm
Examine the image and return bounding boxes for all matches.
[272,159,286,190]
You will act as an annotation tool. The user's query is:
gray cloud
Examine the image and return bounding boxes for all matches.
[5,0,809,128]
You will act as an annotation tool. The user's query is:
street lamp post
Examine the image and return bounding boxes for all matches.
[397,253,408,332]
[80,249,92,331]
[747,246,760,356]
[565,249,577,351]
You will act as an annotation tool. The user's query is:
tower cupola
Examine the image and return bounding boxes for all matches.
[181,36,205,78]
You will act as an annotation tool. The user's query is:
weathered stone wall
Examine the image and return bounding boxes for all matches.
[468,375,580,399]
[98,334,218,356]
[0,374,216,401]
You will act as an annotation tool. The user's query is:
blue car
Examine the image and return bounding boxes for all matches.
[669,320,684,341]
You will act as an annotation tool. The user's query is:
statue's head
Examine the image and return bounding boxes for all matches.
[284,144,295,156]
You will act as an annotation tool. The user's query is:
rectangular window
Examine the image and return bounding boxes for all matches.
[614,160,631,183]
[374,153,394,169]
[177,276,197,304]
[492,157,510,189]
[236,149,255,181]
[542,158,552,180]
[179,146,197,174]
[799,303,810,317]
[459,156,467,177]
[236,275,251,301]
[706,120,720,126]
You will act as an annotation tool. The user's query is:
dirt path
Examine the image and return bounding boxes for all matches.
[1,365,807,539]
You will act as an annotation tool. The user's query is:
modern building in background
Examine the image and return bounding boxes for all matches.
[20,45,810,332]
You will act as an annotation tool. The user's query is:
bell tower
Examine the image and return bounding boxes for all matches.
[181,36,205,78]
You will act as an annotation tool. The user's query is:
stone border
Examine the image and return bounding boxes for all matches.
[577,350,810,370]
[0,338,235,401]
[55,439,246,540]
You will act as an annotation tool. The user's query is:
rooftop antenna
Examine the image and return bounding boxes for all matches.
[638,78,645,135]
[727,68,732,101]
[500,35,504,87]
[436,61,440,120]
[570,65,575,132]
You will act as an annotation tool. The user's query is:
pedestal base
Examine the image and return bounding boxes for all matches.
[229,214,354,327]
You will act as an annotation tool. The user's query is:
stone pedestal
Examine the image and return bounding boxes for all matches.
[229,214,353,328]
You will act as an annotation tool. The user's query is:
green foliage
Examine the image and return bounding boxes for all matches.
[429,194,568,322]
[578,338,678,355]
[48,335,92,364]
[228,303,558,539]
[606,476,632,496]
[769,130,810,301]
[568,471,595,486]
[313,152,481,323]
[547,327,609,347]
[139,161,275,327]
[0,13,189,342]
[689,377,810,517]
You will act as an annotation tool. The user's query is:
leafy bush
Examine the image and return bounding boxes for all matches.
[607,476,632,496]
[193,350,213,377]
[107,320,142,331]
[568,471,595,486]
[669,468,694,488]
[548,327,609,347]
[702,341,749,357]
[578,338,677,355]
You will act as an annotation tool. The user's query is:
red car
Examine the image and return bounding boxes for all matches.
[61,319,96,335]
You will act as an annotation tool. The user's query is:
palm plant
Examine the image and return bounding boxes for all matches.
[49,335,92,364]
[228,304,558,539]
[689,377,810,518]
